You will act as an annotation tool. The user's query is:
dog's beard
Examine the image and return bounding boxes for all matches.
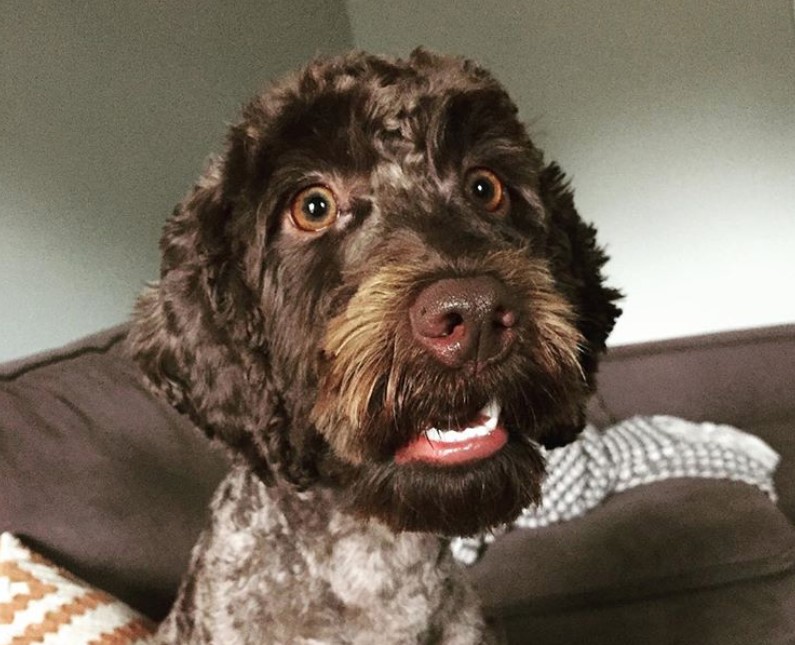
[334,410,547,536]
[314,368,584,536]
[308,248,587,536]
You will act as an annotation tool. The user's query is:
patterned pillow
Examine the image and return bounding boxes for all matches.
[0,533,155,644]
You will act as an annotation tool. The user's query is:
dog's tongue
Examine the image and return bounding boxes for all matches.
[395,400,507,466]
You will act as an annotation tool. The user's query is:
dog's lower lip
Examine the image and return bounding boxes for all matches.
[394,400,507,466]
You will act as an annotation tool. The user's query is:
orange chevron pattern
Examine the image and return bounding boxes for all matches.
[1,533,155,644]
[0,561,58,624]
[88,619,155,644]
[8,591,104,644]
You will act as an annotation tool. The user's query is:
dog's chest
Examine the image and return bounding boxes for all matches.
[159,465,492,644]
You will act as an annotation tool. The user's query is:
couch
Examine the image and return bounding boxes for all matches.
[1,323,793,644]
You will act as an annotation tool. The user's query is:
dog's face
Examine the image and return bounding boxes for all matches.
[129,50,620,536]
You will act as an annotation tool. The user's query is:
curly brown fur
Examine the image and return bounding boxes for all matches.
[129,48,621,642]
[153,466,498,644]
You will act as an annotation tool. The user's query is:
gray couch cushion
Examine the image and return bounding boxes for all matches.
[468,479,795,643]
[0,326,229,619]
[469,479,795,614]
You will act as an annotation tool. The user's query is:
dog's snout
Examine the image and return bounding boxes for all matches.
[409,276,517,369]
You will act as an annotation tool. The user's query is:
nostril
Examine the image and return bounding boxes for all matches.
[414,309,465,339]
[442,312,464,337]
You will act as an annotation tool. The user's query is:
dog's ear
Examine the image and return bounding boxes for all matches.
[537,162,622,446]
[127,130,310,487]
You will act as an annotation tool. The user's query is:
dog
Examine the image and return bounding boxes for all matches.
[128,49,621,643]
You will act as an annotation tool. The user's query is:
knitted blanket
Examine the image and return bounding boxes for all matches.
[451,415,780,565]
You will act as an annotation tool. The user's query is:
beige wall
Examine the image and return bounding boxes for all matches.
[348,0,795,345]
[0,1,353,361]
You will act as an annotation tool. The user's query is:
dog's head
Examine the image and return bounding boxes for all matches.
[129,50,621,536]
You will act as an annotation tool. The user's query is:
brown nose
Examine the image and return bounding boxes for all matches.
[409,276,518,369]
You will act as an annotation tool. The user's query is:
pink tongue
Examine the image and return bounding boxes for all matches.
[395,425,508,466]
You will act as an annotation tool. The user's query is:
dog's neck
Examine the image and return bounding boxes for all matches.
[156,463,496,643]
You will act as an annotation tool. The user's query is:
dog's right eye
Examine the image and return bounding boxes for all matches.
[290,185,339,232]
[464,168,506,214]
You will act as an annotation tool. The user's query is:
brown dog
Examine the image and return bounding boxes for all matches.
[129,49,620,643]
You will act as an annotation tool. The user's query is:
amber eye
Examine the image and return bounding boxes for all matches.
[465,168,505,212]
[290,185,339,231]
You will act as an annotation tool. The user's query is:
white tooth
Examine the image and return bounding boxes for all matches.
[485,399,501,421]
[422,400,502,444]
[438,429,462,443]
[465,425,490,439]
[429,424,491,443]
[439,428,462,442]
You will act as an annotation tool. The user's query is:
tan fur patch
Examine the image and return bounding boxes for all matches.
[311,247,584,464]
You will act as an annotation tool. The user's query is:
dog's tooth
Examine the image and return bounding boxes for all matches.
[422,401,501,444]
[472,424,493,438]
[485,399,501,421]
[442,428,467,442]
[436,424,491,443]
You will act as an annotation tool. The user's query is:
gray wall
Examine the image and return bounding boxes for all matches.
[0,1,353,361]
[2,1,794,360]
[348,0,795,345]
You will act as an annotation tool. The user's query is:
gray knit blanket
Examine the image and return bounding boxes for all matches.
[451,415,780,565]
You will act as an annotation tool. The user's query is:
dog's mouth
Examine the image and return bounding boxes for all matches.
[394,399,507,466]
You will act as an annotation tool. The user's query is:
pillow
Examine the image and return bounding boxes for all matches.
[0,533,154,644]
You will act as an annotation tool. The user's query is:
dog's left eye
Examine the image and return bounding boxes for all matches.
[464,168,505,213]
[290,185,339,231]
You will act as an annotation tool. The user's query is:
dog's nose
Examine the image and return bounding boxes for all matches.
[409,276,518,369]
